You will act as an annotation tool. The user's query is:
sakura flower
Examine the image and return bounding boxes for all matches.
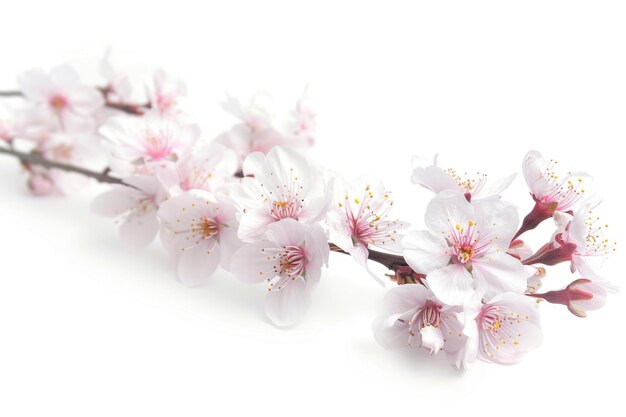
[149,69,186,118]
[522,207,616,279]
[452,292,542,368]
[372,284,465,355]
[515,150,595,239]
[215,93,309,165]
[92,175,166,249]
[402,191,527,305]
[18,66,103,130]
[155,143,238,197]
[289,87,316,146]
[531,278,616,318]
[230,218,329,327]
[99,113,200,167]
[157,190,242,287]
[327,177,408,285]
[99,47,134,104]
[233,146,331,242]
[411,154,516,201]
[27,131,108,196]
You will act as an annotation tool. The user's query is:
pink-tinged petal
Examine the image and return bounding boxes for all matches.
[218,226,243,271]
[264,278,311,327]
[349,244,385,286]
[242,151,265,176]
[230,241,278,284]
[411,155,460,194]
[266,218,309,247]
[472,252,527,300]
[372,313,411,349]
[308,223,330,266]
[473,173,516,199]
[237,207,274,242]
[157,191,217,233]
[420,325,444,354]
[522,150,547,196]
[177,239,220,287]
[383,284,431,314]
[262,146,312,195]
[402,230,450,274]
[68,86,104,115]
[119,210,159,250]
[18,69,52,101]
[325,209,354,252]
[425,190,474,236]
[49,65,80,87]
[91,187,138,217]
[426,263,474,306]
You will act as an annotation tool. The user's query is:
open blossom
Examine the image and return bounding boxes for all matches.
[515,150,596,239]
[402,191,527,305]
[233,146,330,241]
[92,175,166,249]
[215,93,310,165]
[157,191,242,287]
[155,143,239,197]
[523,207,615,279]
[327,177,408,284]
[411,155,516,201]
[452,292,542,369]
[149,69,186,118]
[99,48,134,104]
[372,284,465,356]
[99,113,200,167]
[289,88,316,146]
[230,218,329,326]
[18,66,103,130]
[28,132,107,195]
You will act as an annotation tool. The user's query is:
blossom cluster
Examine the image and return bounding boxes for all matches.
[0,53,617,370]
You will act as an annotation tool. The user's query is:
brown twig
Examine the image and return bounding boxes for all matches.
[0,146,125,185]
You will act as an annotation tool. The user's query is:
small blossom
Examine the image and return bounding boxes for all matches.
[157,190,242,286]
[18,65,103,130]
[327,177,408,284]
[233,146,331,241]
[91,175,166,249]
[155,143,239,197]
[515,150,596,239]
[411,154,516,201]
[99,113,200,167]
[372,284,465,356]
[230,218,329,326]
[452,292,542,369]
[149,69,186,118]
[522,206,616,279]
[402,191,527,305]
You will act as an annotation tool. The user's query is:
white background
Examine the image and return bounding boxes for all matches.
[1,1,624,415]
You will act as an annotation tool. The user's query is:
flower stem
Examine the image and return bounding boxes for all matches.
[0,146,125,185]
[0,89,150,115]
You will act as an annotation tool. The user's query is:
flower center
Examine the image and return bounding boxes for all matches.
[49,95,68,111]
[142,128,175,161]
[263,169,304,221]
[267,245,306,291]
[198,216,221,239]
[449,220,489,264]
[342,184,400,247]
[404,300,442,346]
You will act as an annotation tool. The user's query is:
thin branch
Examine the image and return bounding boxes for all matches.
[0,90,22,97]
[0,89,150,115]
[0,146,125,186]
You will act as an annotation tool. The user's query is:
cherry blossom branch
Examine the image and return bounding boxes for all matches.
[0,146,125,186]
[0,89,150,115]
[0,146,419,281]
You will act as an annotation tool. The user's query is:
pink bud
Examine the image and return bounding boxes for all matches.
[531,278,610,317]
[28,173,54,196]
